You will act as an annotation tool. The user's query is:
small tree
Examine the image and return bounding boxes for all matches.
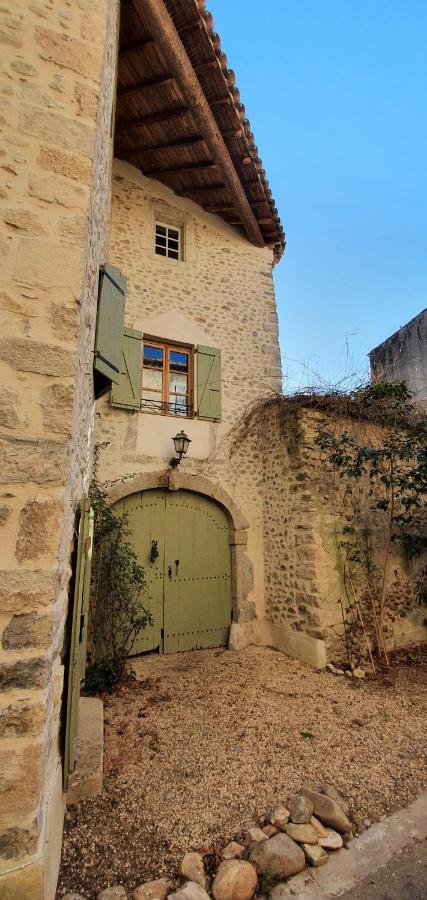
[86,449,152,692]
[315,383,427,655]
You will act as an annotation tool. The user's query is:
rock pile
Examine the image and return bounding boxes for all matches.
[62,784,352,900]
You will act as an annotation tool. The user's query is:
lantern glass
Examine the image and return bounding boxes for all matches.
[173,430,191,458]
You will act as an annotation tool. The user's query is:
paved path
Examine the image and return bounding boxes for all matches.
[340,839,427,900]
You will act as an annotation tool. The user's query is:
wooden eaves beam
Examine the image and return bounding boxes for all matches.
[115,106,188,134]
[117,75,174,98]
[147,162,218,178]
[210,97,232,108]
[194,59,219,73]
[119,37,155,59]
[120,137,206,158]
[175,184,226,195]
[204,204,235,212]
[134,0,264,248]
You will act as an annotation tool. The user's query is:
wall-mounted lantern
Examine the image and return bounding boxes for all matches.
[170,430,191,468]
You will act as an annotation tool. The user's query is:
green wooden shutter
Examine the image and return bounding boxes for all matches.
[64,495,94,791]
[94,264,126,388]
[111,326,142,410]
[196,345,222,421]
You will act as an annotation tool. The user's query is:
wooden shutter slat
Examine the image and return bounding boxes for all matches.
[196,345,222,421]
[94,265,126,387]
[111,326,142,409]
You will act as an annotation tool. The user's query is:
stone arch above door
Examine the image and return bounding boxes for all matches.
[107,470,254,625]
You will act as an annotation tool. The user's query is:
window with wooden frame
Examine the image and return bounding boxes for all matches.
[141,340,193,417]
[155,222,182,260]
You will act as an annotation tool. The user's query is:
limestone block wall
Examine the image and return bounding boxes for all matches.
[95,161,281,625]
[262,408,426,665]
[0,2,118,897]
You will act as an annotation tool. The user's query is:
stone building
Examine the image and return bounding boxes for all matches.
[1,2,425,899]
[369,308,427,408]
[0,1,287,897]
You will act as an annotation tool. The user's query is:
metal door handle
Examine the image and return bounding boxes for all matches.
[150,540,159,563]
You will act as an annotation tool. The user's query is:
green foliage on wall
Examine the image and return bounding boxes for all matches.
[85,446,152,692]
[315,382,427,660]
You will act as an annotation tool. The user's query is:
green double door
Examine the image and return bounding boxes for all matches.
[114,489,232,654]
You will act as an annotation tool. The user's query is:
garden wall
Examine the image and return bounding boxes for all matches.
[262,407,426,666]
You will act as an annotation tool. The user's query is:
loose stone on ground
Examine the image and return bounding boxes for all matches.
[285,823,319,845]
[288,794,313,825]
[132,880,172,900]
[212,860,257,900]
[300,789,351,833]
[262,825,278,838]
[62,894,87,900]
[180,853,207,890]
[245,827,268,845]
[318,829,343,850]
[301,843,329,867]
[310,817,327,839]
[221,842,245,860]
[318,784,350,817]
[250,832,306,878]
[97,888,128,900]
[169,883,211,900]
[270,806,290,829]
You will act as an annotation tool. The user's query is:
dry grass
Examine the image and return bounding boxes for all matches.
[58,646,427,899]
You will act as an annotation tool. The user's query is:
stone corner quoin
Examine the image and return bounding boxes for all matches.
[0,0,117,897]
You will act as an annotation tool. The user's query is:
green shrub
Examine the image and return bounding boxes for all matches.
[87,447,152,688]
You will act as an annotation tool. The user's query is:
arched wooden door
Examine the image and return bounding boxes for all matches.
[113,489,232,654]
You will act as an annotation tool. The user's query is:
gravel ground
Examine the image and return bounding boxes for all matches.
[58,645,427,899]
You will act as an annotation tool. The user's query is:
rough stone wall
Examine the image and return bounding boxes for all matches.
[263,408,427,664]
[370,308,427,409]
[95,160,281,622]
[0,2,118,897]
[262,409,324,640]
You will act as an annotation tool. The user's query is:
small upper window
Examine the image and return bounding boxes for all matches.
[155,222,181,260]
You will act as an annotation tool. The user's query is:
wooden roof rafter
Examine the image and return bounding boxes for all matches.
[115,0,285,259]
[175,184,226,196]
[117,75,175,99]
[115,106,189,134]
[146,162,218,178]
[119,37,155,59]
[120,136,206,159]
[131,0,264,247]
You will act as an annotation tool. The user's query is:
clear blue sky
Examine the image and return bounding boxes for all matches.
[211,1,427,390]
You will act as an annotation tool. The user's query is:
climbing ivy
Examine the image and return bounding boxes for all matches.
[315,383,427,657]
